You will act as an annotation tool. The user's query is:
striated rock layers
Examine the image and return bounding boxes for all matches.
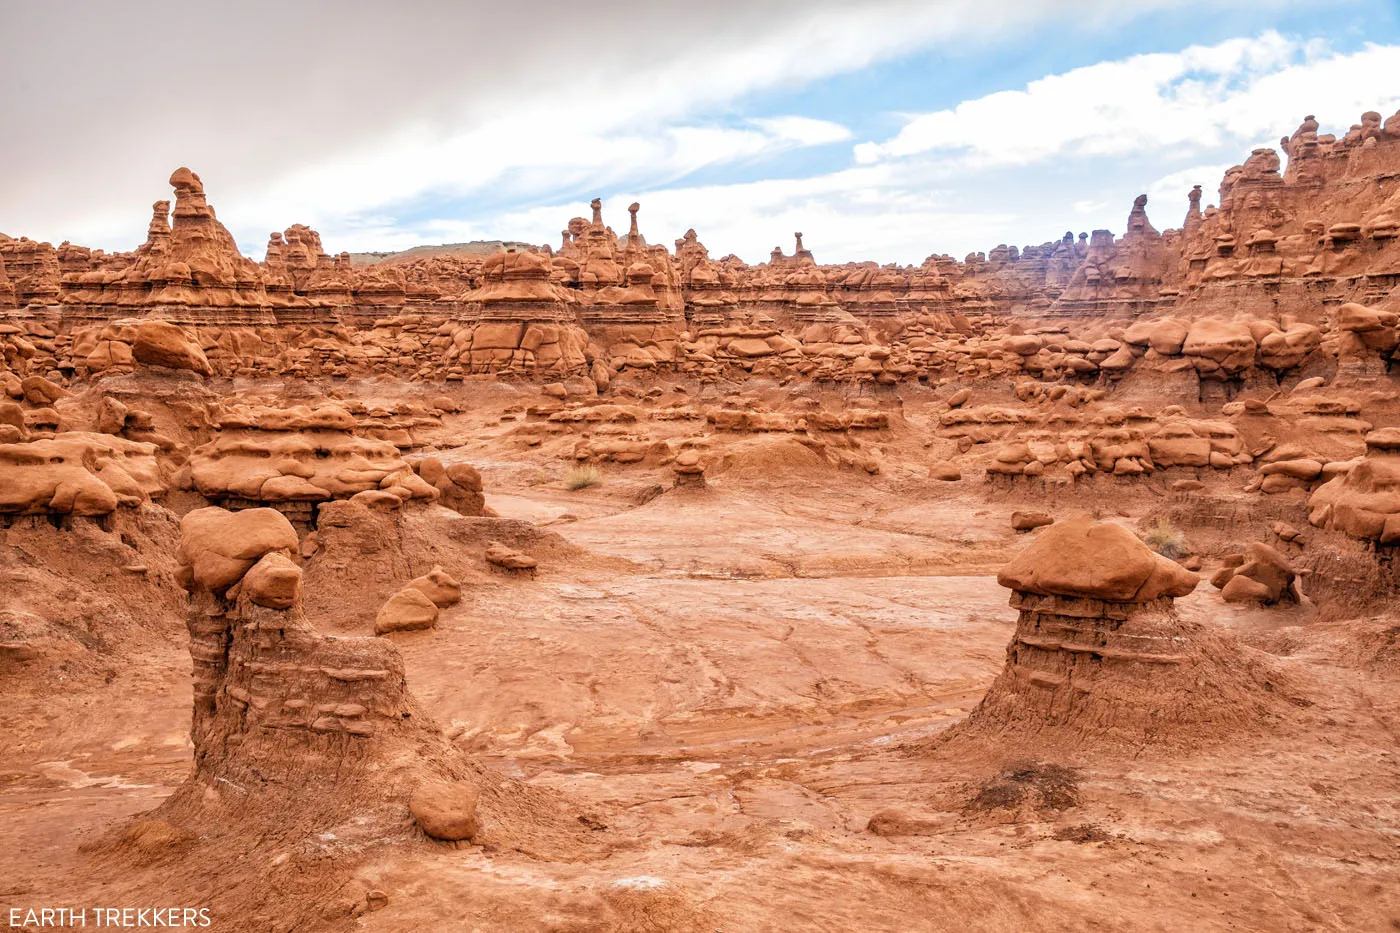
[0,431,166,517]
[56,170,270,321]
[447,248,590,374]
[170,506,453,781]
[4,105,1400,391]
[1308,426,1400,544]
[945,517,1293,752]
[183,403,439,523]
[109,506,594,926]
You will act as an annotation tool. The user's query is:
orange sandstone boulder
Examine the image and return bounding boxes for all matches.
[1214,543,1298,604]
[410,781,480,841]
[1181,319,1256,376]
[929,460,961,481]
[240,552,303,609]
[997,515,1198,601]
[404,566,462,609]
[486,541,538,572]
[375,587,440,635]
[176,507,299,593]
[20,375,66,405]
[1011,510,1053,532]
[130,320,212,374]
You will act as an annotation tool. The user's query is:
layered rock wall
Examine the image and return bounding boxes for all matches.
[3,108,1400,392]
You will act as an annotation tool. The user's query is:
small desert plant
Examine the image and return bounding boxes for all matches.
[965,760,1080,815]
[565,464,603,491]
[1142,517,1188,560]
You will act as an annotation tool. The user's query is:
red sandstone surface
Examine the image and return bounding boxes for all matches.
[3,109,1400,932]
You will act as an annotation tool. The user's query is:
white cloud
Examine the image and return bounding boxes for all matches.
[434,26,1400,267]
[853,32,1400,168]
[216,112,853,256]
[5,1,1386,269]
[3,0,1295,254]
[1144,163,1239,209]
[254,25,1400,264]
[748,116,854,146]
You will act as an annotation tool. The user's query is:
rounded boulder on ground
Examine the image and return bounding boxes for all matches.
[375,586,440,634]
[410,781,481,841]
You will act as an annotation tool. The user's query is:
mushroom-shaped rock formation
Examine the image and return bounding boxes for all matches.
[452,249,589,374]
[671,448,707,488]
[996,516,1198,602]
[0,433,166,516]
[103,507,595,925]
[172,505,436,762]
[1307,427,1400,544]
[947,516,1290,752]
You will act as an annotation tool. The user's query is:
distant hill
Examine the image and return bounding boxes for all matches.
[347,240,540,267]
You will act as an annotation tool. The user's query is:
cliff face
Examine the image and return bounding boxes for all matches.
[2,107,1399,386]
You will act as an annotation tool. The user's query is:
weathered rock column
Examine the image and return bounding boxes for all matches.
[946,515,1291,751]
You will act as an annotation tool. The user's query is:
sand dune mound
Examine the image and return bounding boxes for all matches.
[708,435,832,480]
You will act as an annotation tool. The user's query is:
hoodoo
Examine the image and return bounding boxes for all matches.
[94,507,597,925]
[169,505,479,803]
[946,516,1294,752]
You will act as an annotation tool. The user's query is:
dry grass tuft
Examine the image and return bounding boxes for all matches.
[565,465,603,491]
[1143,517,1189,559]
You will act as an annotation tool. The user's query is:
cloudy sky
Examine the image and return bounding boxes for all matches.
[5,0,1400,264]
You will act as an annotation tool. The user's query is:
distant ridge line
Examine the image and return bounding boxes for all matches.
[347,240,540,267]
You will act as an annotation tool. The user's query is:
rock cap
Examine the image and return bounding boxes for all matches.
[997,515,1198,602]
